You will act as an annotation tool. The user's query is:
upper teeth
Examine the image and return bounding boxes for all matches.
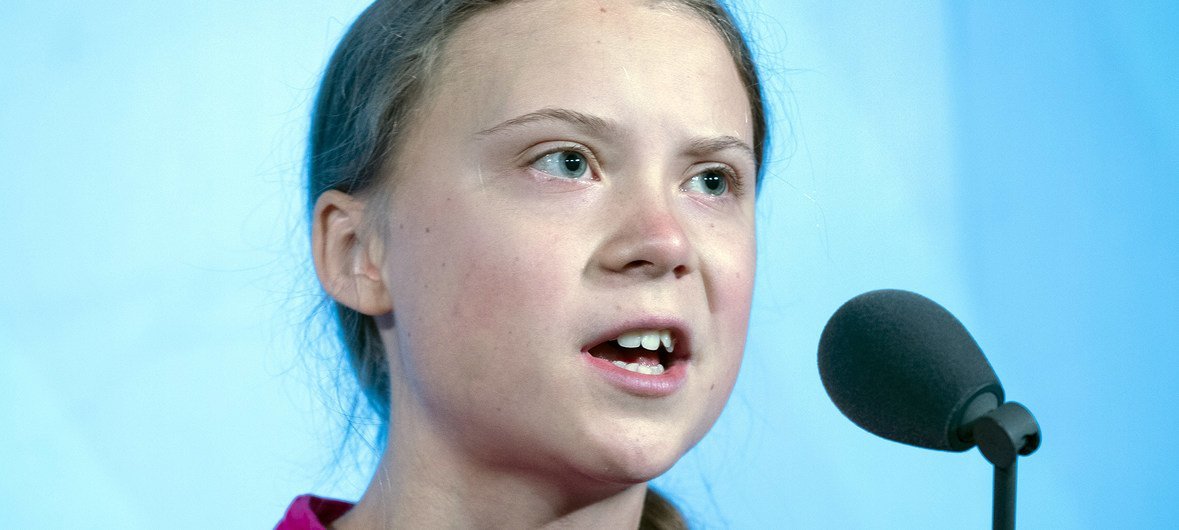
[615,329,675,352]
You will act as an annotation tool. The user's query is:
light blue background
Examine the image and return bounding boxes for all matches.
[2,1,1175,528]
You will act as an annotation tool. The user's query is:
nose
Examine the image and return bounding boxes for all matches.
[591,190,695,281]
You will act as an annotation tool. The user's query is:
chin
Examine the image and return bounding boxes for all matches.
[562,392,730,488]
[577,454,677,488]
[571,422,702,487]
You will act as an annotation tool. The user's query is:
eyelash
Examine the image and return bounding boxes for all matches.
[525,143,746,198]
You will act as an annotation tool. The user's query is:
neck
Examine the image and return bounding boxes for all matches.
[332,419,648,529]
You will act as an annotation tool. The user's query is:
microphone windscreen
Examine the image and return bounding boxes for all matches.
[818,289,1004,451]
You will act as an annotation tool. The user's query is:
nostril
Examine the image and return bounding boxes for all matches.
[619,260,690,279]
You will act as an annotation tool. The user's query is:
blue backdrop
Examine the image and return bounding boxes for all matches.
[2,1,1176,528]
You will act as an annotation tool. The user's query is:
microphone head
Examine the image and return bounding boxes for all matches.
[818,289,1004,451]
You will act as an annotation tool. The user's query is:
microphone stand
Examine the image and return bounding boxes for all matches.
[994,461,1017,530]
[964,401,1041,530]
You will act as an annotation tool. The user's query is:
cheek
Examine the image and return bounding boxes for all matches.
[384,199,580,372]
[381,199,593,456]
[702,220,757,321]
[444,229,576,336]
[708,230,757,389]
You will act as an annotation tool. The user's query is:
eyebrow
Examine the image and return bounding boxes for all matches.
[686,135,756,162]
[476,107,618,138]
[477,106,755,161]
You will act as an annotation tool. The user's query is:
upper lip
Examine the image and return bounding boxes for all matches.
[581,317,693,362]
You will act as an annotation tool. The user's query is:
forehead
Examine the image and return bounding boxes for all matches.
[427,0,752,143]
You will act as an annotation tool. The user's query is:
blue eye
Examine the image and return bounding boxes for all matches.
[533,150,589,179]
[684,169,730,196]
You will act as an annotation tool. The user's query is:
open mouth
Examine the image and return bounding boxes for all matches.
[587,329,683,375]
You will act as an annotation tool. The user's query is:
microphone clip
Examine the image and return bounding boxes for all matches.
[967,401,1041,469]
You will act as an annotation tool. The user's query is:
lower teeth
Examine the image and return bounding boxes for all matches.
[611,360,665,375]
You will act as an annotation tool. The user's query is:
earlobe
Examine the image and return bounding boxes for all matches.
[311,190,394,316]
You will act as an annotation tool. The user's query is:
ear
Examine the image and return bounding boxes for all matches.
[311,190,394,316]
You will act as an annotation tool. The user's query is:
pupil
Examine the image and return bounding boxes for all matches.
[562,152,584,173]
[704,173,723,191]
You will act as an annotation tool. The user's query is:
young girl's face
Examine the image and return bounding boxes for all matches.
[376,0,756,486]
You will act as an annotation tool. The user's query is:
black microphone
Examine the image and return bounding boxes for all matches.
[818,289,1004,451]
[818,289,1040,530]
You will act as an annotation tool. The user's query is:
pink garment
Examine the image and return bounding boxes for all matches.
[275,494,354,530]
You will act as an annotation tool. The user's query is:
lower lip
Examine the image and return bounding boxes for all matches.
[582,353,688,397]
